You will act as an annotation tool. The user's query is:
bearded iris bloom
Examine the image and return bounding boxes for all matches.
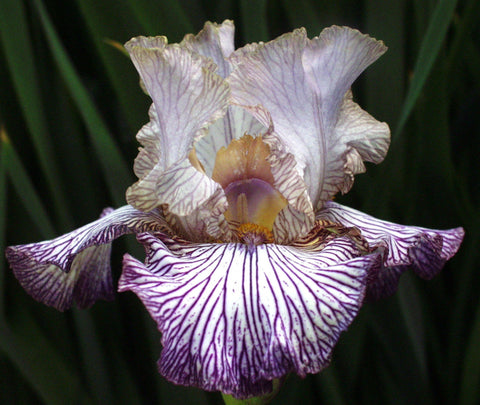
[6,21,463,399]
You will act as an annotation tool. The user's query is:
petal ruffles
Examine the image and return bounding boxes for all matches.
[319,201,465,299]
[181,20,235,78]
[125,36,230,214]
[229,26,390,209]
[5,206,167,310]
[119,232,381,398]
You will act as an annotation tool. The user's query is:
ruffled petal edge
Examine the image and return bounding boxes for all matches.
[6,206,167,310]
[119,232,381,398]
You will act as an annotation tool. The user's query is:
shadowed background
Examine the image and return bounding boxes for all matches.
[0,0,479,404]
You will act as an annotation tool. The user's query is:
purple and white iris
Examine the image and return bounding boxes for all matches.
[5,21,463,399]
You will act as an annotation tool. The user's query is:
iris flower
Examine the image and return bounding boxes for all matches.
[6,21,463,399]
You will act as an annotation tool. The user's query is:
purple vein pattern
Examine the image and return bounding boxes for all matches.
[4,20,465,399]
[6,206,166,310]
[119,232,381,397]
[319,201,464,299]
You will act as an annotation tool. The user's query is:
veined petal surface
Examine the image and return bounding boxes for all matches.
[181,20,235,78]
[195,104,266,176]
[319,201,464,299]
[125,37,230,214]
[229,29,312,183]
[302,26,387,134]
[229,26,389,208]
[319,92,390,205]
[181,21,267,174]
[119,233,381,398]
[8,244,114,312]
[5,206,167,310]
[164,188,230,242]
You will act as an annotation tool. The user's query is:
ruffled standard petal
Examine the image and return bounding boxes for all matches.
[229,29,313,184]
[318,201,465,299]
[302,26,387,134]
[265,131,315,242]
[5,206,167,310]
[197,102,315,243]
[320,91,390,205]
[181,20,235,78]
[164,188,230,242]
[125,37,230,214]
[229,26,389,209]
[218,104,315,243]
[119,233,381,398]
[301,27,390,206]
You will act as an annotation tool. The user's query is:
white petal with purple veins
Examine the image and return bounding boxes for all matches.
[181,20,235,78]
[229,29,312,183]
[318,92,390,206]
[318,201,464,298]
[229,26,389,209]
[165,188,230,242]
[302,26,387,133]
[125,38,230,214]
[195,105,267,175]
[5,206,167,310]
[10,243,114,312]
[119,233,380,398]
[127,157,222,215]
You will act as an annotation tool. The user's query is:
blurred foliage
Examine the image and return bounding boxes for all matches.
[0,0,479,404]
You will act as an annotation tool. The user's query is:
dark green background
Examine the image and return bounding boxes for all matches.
[0,0,479,404]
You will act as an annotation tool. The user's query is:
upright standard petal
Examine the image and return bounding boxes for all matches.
[125,37,230,214]
[221,104,316,243]
[181,21,263,171]
[5,206,167,310]
[319,91,390,205]
[181,20,235,78]
[229,29,313,184]
[119,232,381,398]
[229,26,389,209]
[318,201,464,299]
[302,26,387,133]
[194,104,267,176]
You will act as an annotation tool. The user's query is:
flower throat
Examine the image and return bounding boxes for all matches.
[212,135,287,244]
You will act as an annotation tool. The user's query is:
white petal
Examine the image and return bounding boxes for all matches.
[229,29,313,185]
[181,20,235,78]
[195,105,267,175]
[5,206,167,310]
[125,38,230,214]
[119,233,380,398]
[318,201,464,299]
[302,26,387,133]
[126,157,222,215]
[222,104,315,242]
[229,27,388,208]
[131,104,162,179]
[318,92,390,204]
[164,188,230,242]
[265,132,315,242]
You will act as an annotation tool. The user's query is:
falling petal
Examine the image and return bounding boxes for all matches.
[119,232,381,398]
[5,206,167,310]
[319,201,464,299]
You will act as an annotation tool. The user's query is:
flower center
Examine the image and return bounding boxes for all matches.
[212,135,287,244]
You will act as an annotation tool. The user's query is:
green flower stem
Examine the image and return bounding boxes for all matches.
[221,379,282,405]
